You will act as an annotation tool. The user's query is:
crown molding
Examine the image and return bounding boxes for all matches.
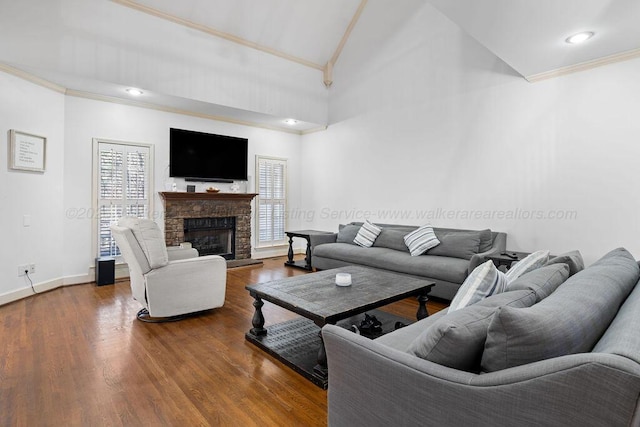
[110,0,324,71]
[526,47,640,83]
[0,63,66,93]
[0,63,327,135]
[64,89,310,135]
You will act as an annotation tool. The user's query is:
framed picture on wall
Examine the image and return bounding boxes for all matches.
[8,129,46,172]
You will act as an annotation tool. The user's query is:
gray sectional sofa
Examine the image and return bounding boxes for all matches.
[322,248,640,427]
[311,222,506,300]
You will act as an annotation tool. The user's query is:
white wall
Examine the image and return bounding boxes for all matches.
[0,73,66,301]
[301,3,640,265]
[63,96,304,279]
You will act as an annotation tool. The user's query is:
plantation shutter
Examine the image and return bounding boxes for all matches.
[256,156,287,248]
[97,142,151,257]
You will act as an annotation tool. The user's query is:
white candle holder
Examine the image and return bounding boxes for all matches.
[335,273,352,287]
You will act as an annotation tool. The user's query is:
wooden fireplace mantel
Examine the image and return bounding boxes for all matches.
[159,192,258,201]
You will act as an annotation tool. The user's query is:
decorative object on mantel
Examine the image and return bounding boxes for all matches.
[229,181,240,193]
[206,187,220,193]
[8,129,46,172]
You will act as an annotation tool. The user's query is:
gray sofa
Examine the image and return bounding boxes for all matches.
[311,222,506,300]
[322,248,640,427]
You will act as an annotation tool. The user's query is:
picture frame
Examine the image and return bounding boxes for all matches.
[9,129,46,172]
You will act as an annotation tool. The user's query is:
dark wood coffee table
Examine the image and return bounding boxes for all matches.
[245,266,434,388]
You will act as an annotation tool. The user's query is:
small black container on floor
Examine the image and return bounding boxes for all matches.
[95,257,115,286]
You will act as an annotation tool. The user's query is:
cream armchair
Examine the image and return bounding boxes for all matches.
[111,217,227,322]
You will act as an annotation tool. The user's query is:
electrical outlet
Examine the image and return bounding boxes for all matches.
[17,264,28,277]
[29,263,36,274]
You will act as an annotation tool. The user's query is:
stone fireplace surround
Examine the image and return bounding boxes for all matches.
[160,192,258,260]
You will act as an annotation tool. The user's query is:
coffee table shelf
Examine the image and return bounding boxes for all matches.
[245,266,435,389]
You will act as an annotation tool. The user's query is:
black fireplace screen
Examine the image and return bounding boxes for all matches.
[183,217,236,259]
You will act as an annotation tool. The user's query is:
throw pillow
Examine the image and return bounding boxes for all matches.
[448,260,508,312]
[403,224,440,256]
[427,229,481,260]
[353,220,382,247]
[336,224,361,244]
[507,263,570,302]
[544,250,585,276]
[478,229,494,253]
[482,247,640,372]
[504,249,550,281]
[407,290,536,372]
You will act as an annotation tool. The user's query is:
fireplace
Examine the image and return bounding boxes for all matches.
[160,192,258,261]
[184,217,236,259]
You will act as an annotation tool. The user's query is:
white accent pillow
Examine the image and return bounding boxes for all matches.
[403,224,440,256]
[353,220,382,247]
[505,250,550,281]
[448,260,508,312]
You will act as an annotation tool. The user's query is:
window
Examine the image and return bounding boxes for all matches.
[93,139,153,257]
[256,156,287,248]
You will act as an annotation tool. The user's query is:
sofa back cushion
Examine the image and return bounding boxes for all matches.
[336,224,361,244]
[427,229,482,260]
[373,228,412,253]
[544,250,585,276]
[407,290,536,372]
[507,263,570,302]
[482,247,640,372]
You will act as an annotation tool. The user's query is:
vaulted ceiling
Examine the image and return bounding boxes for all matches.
[1,0,639,132]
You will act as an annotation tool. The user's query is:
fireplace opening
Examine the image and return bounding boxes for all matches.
[183,217,236,260]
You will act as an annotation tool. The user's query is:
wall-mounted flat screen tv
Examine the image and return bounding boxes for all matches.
[169,128,248,182]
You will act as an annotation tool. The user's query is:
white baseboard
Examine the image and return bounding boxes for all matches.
[0,263,132,307]
[0,277,65,307]
[253,247,303,259]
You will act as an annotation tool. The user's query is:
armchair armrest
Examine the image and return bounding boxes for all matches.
[167,243,199,261]
[144,255,227,317]
[468,232,507,273]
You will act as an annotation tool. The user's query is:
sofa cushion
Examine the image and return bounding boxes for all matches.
[407,290,536,372]
[404,224,440,256]
[505,249,550,281]
[354,220,382,247]
[482,247,640,372]
[507,263,570,302]
[373,228,411,253]
[478,229,494,253]
[448,261,508,312]
[336,224,360,244]
[118,217,169,269]
[313,243,470,284]
[427,230,481,260]
[544,250,584,276]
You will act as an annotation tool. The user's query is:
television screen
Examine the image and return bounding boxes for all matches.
[169,128,248,182]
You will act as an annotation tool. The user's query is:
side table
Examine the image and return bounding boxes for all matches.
[487,251,530,271]
[285,230,334,271]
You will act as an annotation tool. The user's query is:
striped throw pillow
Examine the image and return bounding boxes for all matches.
[448,261,508,312]
[505,250,550,281]
[353,220,382,247]
[403,224,440,256]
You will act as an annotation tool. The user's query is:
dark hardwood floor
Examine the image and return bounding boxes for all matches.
[0,256,447,426]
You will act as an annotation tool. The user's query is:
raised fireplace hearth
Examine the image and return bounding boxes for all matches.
[160,192,258,260]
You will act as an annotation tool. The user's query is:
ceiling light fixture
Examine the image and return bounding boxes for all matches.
[284,119,298,125]
[565,32,594,44]
[126,88,144,96]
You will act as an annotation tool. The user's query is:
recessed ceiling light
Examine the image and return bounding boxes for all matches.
[565,32,594,44]
[284,119,298,125]
[126,88,143,96]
